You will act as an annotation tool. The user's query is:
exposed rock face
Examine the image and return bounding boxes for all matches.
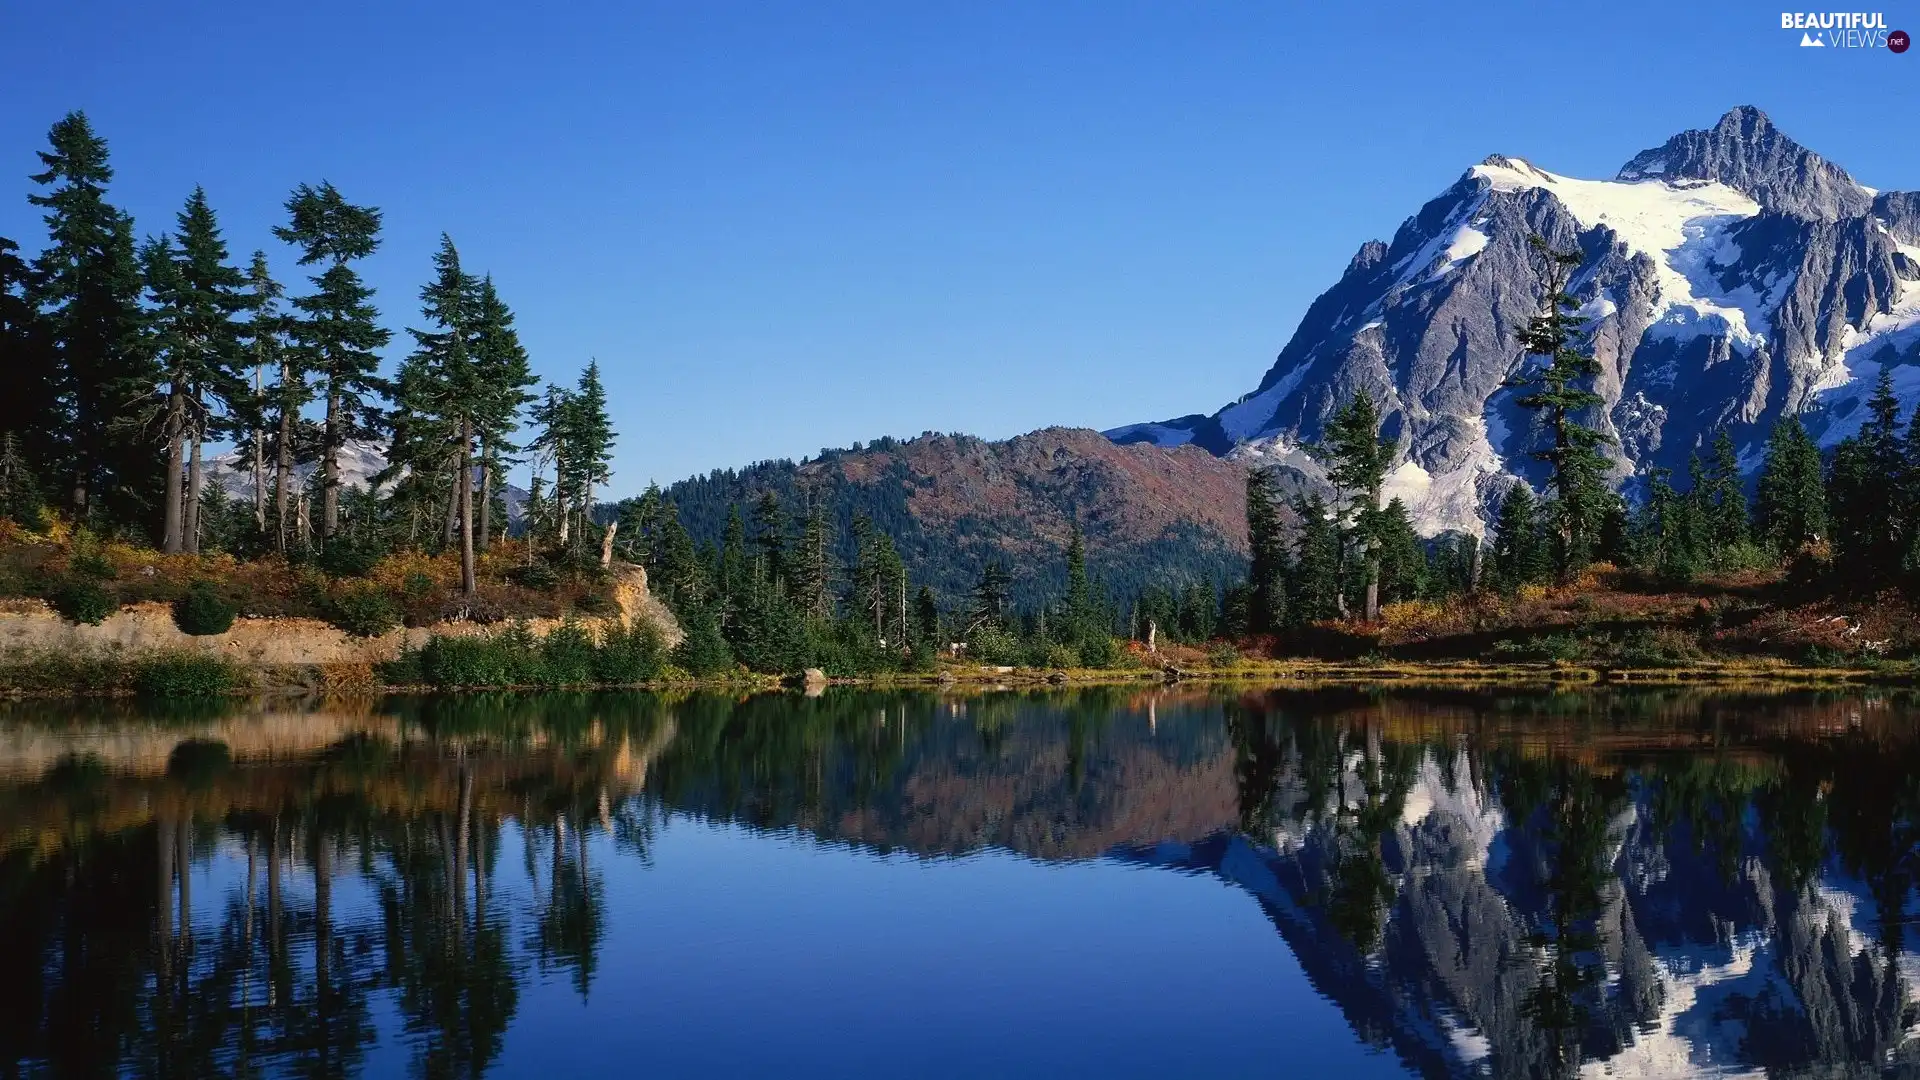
[1109,107,1920,535]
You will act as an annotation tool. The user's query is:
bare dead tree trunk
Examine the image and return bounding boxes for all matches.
[600,520,618,568]
[1469,535,1484,592]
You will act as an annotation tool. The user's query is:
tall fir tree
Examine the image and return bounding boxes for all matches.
[142,188,246,553]
[1245,465,1289,632]
[0,235,56,505]
[1509,235,1612,579]
[1288,494,1342,625]
[469,275,536,551]
[240,251,290,537]
[27,111,156,527]
[1701,429,1749,551]
[1314,391,1394,620]
[1754,414,1825,556]
[273,181,391,541]
[1827,369,1907,587]
[1490,481,1547,589]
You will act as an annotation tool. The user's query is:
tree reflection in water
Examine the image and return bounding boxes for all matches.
[4,686,1920,1076]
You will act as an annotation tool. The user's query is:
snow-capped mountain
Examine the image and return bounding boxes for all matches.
[206,438,529,523]
[1108,107,1920,535]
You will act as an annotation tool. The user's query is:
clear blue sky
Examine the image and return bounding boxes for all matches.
[0,1,1912,496]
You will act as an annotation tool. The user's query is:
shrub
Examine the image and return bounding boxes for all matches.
[673,607,735,676]
[51,580,117,625]
[419,635,518,688]
[510,561,559,589]
[314,535,386,578]
[135,653,242,698]
[594,622,664,684]
[69,547,115,581]
[1039,643,1080,670]
[1490,633,1587,663]
[573,591,618,616]
[540,621,598,685]
[328,585,402,638]
[1206,643,1242,668]
[1076,635,1121,669]
[967,625,1022,665]
[172,581,236,636]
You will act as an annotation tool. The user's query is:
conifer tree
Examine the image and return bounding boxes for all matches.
[968,559,1010,633]
[143,188,246,553]
[563,362,614,545]
[28,111,154,525]
[1374,498,1426,603]
[240,252,288,536]
[750,490,786,587]
[1062,520,1099,646]
[273,181,391,540]
[1827,369,1907,586]
[1753,415,1825,557]
[1509,236,1612,579]
[1288,494,1343,625]
[1701,429,1749,551]
[1245,465,1288,632]
[0,236,56,503]
[789,493,834,621]
[469,275,536,551]
[1315,391,1394,619]
[1490,481,1546,589]
[392,235,484,592]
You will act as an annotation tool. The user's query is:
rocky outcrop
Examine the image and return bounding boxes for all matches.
[0,561,682,674]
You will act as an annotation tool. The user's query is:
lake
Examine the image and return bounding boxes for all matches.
[4,685,1919,1078]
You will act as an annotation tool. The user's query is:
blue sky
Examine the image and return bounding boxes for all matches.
[0,1,1913,495]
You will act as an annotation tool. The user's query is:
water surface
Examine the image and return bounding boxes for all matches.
[4,686,1920,1077]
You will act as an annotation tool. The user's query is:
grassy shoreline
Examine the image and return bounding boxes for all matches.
[1,652,1912,702]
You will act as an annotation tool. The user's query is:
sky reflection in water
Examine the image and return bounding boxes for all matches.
[3,686,1918,1078]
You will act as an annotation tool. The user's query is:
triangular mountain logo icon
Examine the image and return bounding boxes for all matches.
[1801,31,1825,45]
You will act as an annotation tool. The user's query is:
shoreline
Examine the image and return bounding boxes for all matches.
[1,655,1913,702]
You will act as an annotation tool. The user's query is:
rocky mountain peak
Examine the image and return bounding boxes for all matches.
[1616,105,1872,220]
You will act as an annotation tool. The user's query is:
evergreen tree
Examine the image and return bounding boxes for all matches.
[789,493,834,621]
[273,181,391,540]
[0,235,56,506]
[142,188,246,553]
[913,585,940,647]
[240,251,289,538]
[1374,498,1426,603]
[1701,429,1749,551]
[563,361,613,545]
[1827,369,1907,587]
[1288,494,1342,625]
[1314,391,1394,619]
[1245,465,1288,632]
[1509,235,1612,579]
[1061,520,1100,646]
[967,559,1011,633]
[469,275,536,551]
[1490,481,1547,589]
[27,111,155,526]
[392,235,484,592]
[750,490,786,587]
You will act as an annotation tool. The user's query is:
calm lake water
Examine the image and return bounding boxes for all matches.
[5,686,1920,1078]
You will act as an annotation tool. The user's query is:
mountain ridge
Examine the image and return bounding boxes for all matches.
[1107,106,1920,535]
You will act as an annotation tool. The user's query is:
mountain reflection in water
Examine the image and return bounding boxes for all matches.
[3,686,1920,1078]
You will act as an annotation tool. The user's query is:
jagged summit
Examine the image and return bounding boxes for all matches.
[1106,107,1920,536]
[1616,105,1873,221]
